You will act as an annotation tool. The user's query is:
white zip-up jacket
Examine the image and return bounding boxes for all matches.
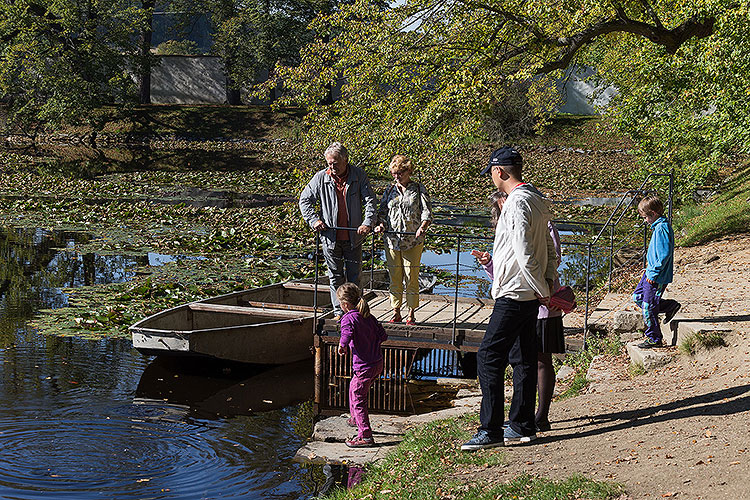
[491,184,558,301]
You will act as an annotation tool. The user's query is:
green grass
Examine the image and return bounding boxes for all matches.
[628,362,646,377]
[678,330,727,355]
[325,414,623,500]
[677,163,750,246]
[555,333,624,399]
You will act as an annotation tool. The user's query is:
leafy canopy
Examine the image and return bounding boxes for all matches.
[0,0,146,130]
[270,0,721,180]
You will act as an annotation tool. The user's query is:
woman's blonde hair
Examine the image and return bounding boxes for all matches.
[336,282,371,318]
[389,154,412,174]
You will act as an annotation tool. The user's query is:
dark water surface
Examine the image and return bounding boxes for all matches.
[0,227,320,500]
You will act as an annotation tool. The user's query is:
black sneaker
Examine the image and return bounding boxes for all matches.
[535,420,551,432]
[460,430,504,451]
[663,302,682,324]
[636,338,663,349]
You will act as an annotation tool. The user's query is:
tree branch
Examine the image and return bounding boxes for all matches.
[538,15,715,74]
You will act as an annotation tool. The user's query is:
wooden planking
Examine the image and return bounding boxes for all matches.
[189,302,310,319]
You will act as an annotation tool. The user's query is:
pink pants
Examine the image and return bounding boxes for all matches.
[349,360,383,439]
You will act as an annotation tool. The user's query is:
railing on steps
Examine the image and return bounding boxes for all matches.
[309,169,675,381]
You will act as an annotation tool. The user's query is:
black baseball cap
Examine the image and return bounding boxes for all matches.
[480,147,522,175]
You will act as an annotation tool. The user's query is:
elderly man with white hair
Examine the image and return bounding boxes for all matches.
[299,142,378,317]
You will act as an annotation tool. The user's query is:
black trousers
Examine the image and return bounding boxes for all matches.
[477,296,540,438]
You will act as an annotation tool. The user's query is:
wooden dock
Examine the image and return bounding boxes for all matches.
[320,289,494,351]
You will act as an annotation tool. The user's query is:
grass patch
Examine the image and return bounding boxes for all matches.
[677,163,750,246]
[678,330,727,355]
[628,362,646,377]
[325,414,623,500]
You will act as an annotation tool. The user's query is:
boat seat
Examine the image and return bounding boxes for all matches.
[189,302,320,319]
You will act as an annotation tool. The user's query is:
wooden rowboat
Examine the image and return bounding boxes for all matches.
[130,271,437,365]
[130,281,333,364]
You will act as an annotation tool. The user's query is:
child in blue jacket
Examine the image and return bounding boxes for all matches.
[633,195,681,348]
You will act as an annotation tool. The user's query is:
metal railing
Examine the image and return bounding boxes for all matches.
[309,169,675,350]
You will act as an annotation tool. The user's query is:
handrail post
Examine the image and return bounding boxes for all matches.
[583,243,592,349]
[608,224,614,292]
[313,232,320,335]
[452,235,461,345]
[668,168,674,225]
[370,233,375,290]
[642,222,648,269]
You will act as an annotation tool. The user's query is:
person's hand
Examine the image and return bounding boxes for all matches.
[536,293,550,307]
[338,345,347,355]
[313,220,327,232]
[373,223,385,234]
[357,225,371,235]
[471,249,491,266]
[415,226,426,239]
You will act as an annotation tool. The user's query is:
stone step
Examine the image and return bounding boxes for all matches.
[625,318,733,370]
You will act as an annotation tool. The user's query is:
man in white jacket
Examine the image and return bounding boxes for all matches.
[462,147,558,451]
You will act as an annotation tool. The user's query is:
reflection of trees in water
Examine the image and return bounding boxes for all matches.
[0,227,145,346]
[559,244,610,290]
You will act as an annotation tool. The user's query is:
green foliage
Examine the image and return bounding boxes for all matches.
[272,0,725,179]
[155,39,201,55]
[628,362,646,377]
[676,163,750,245]
[0,0,146,129]
[589,1,750,201]
[169,0,337,98]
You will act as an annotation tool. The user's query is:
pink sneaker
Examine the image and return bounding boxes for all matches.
[345,437,375,448]
[347,416,356,427]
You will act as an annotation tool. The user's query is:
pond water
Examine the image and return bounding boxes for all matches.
[0,226,325,500]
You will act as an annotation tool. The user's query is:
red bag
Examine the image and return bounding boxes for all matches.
[549,285,576,313]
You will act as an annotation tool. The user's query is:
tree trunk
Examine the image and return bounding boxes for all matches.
[226,76,242,105]
[138,0,154,105]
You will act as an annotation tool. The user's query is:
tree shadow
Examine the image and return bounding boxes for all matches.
[546,384,750,443]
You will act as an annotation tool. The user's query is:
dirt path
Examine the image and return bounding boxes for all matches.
[465,234,750,499]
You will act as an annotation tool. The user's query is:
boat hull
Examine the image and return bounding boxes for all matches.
[130,282,332,364]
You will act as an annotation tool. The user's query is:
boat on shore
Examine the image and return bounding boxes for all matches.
[130,281,333,364]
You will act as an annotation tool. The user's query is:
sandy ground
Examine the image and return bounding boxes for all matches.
[461,234,750,499]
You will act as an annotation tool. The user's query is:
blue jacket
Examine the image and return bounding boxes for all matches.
[646,216,675,284]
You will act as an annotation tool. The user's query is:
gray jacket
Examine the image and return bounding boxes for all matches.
[299,165,377,249]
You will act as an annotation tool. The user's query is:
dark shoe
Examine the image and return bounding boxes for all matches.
[345,437,375,448]
[535,420,551,432]
[663,302,682,324]
[504,426,537,444]
[460,430,504,451]
[636,338,663,349]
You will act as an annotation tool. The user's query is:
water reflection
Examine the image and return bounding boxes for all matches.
[0,225,325,500]
[317,464,366,497]
[136,358,314,419]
